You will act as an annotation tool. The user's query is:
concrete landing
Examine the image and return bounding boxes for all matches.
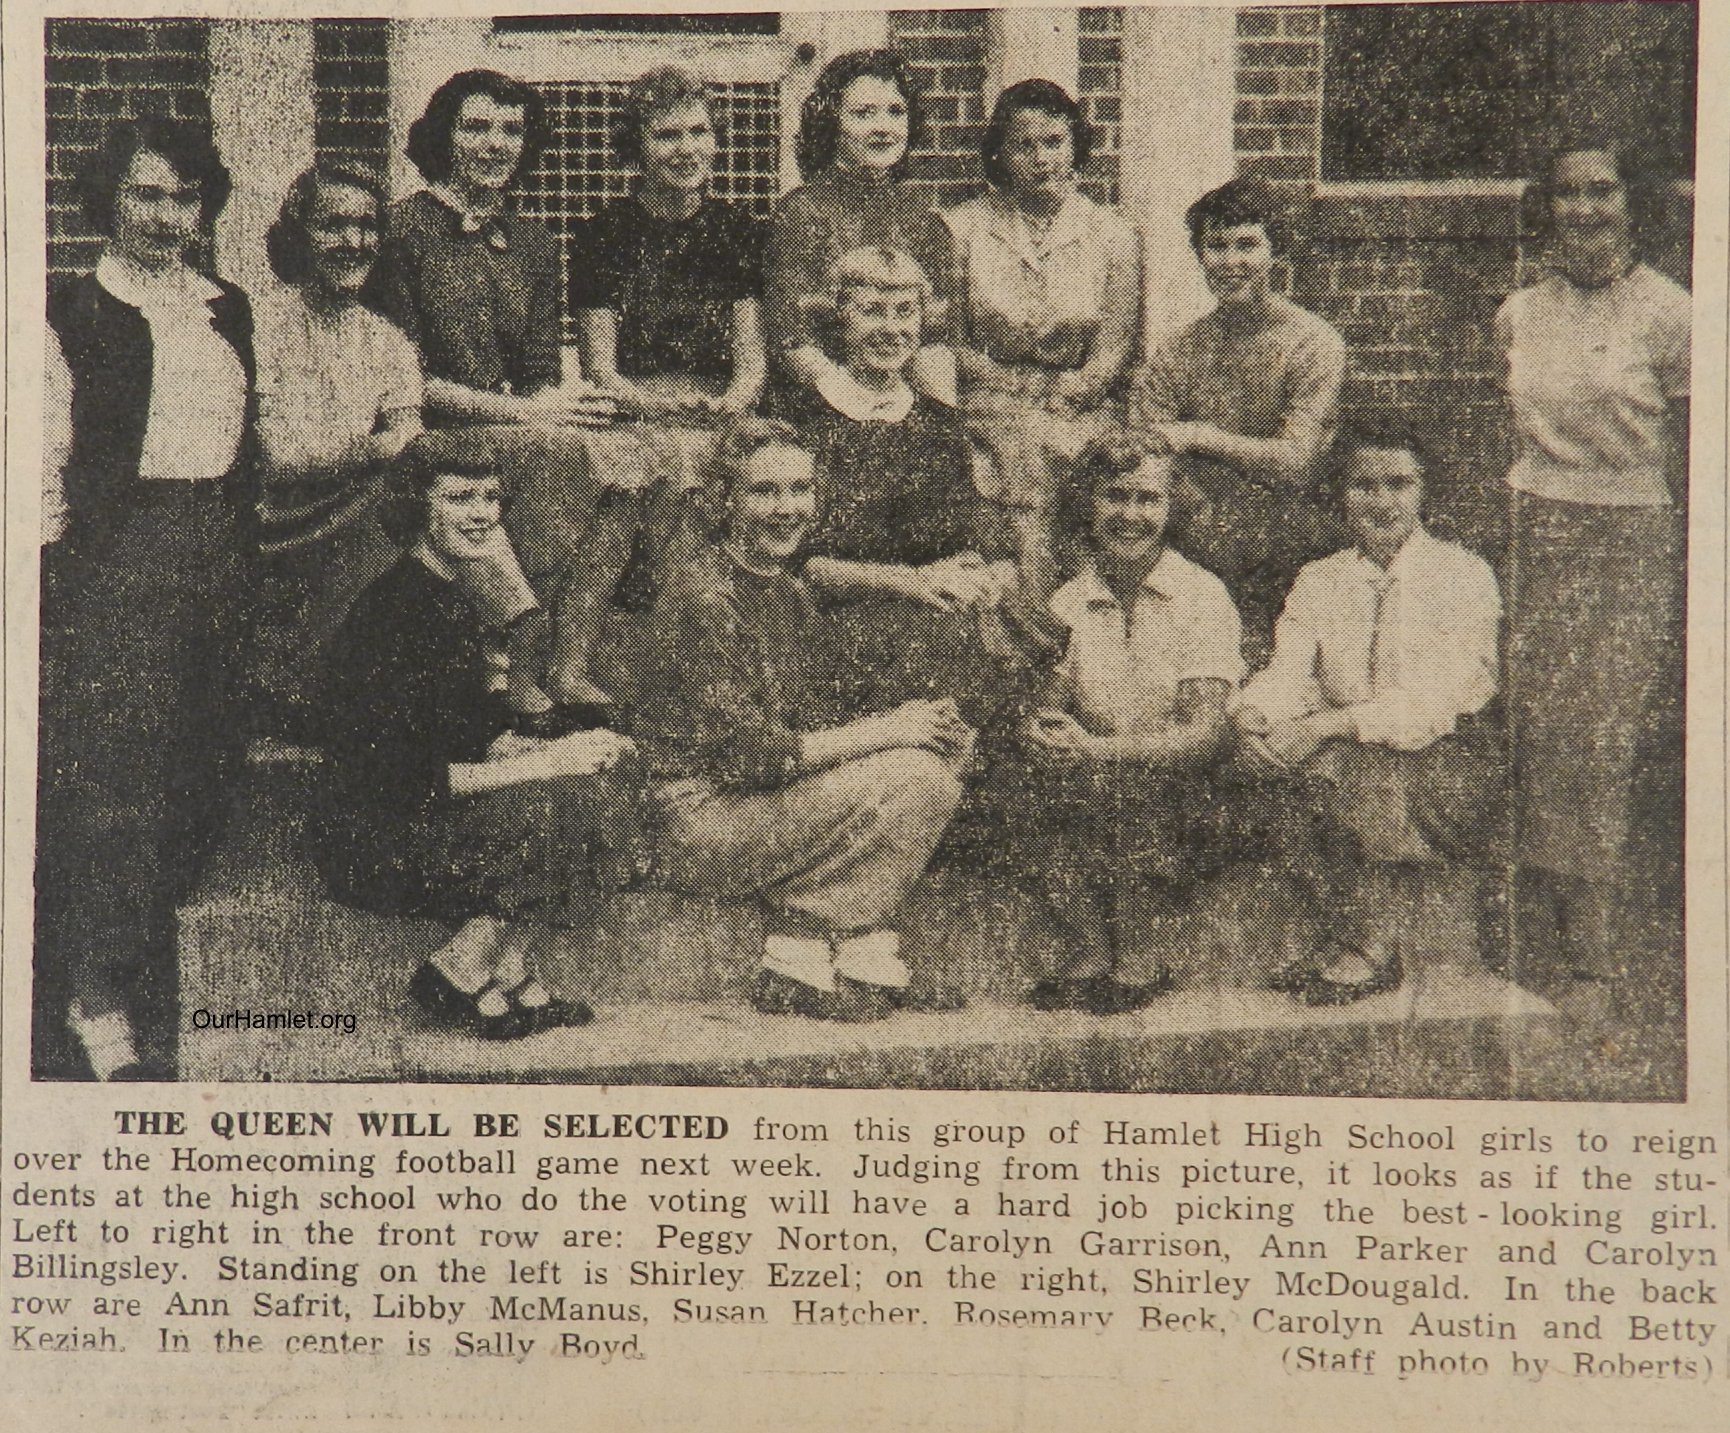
[175,758,1579,1094]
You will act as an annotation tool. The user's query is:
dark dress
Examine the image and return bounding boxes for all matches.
[312,555,645,926]
[771,385,1033,729]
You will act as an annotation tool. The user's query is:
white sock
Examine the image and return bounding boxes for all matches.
[68,1001,139,1080]
[832,930,910,989]
[763,934,836,992]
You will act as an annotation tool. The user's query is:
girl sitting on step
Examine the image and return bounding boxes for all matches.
[311,431,648,1041]
[635,417,971,1022]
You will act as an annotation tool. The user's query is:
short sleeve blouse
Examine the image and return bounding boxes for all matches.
[943,188,1138,374]
[569,194,762,384]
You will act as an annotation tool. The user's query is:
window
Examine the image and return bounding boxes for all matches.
[494,15,779,37]
[1321,2,1696,184]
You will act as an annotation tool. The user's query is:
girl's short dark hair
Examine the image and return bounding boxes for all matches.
[614,65,716,168]
[405,70,549,186]
[76,115,231,237]
[1521,137,1669,259]
[378,430,505,545]
[1184,177,1294,258]
[1051,430,1187,556]
[695,416,814,539]
[265,163,387,286]
[1325,415,1432,508]
[795,50,926,181]
[980,79,1094,191]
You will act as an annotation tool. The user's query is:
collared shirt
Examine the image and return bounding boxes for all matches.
[93,252,247,482]
[1048,550,1245,736]
[1496,264,1690,507]
[256,287,422,475]
[1239,528,1501,751]
[943,188,1139,376]
[364,189,562,395]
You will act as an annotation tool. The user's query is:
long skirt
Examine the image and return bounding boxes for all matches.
[1506,496,1683,885]
[36,484,251,1065]
[316,768,649,930]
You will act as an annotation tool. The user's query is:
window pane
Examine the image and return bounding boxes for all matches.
[1322,2,1696,183]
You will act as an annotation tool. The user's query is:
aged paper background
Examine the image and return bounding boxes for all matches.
[1,1,1726,1428]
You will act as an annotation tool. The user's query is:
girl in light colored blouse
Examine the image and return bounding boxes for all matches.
[988,435,1243,1014]
[944,80,1141,559]
[1497,141,1690,1012]
[1235,423,1504,1005]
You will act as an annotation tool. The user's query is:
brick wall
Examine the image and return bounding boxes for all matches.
[1233,5,1515,552]
[889,9,988,211]
[312,19,391,177]
[1077,7,1122,206]
[45,18,212,282]
[1231,4,1694,555]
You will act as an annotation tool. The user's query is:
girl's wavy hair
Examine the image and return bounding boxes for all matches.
[1323,414,1433,515]
[1050,430,1190,561]
[614,65,718,168]
[695,416,816,541]
[1184,176,1298,259]
[980,79,1094,191]
[265,163,387,286]
[76,114,231,237]
[1520,136,1671,260]
[795,49,926,181]
[405,69,550,186]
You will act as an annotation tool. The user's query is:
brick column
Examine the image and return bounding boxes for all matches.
[1120,5,1238,344]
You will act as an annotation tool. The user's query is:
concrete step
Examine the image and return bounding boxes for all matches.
[177,761,1566,1091]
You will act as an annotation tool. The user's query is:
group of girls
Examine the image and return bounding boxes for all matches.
[37,49,1689,1075]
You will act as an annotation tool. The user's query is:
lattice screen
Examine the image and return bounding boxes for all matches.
[514,80,782,342]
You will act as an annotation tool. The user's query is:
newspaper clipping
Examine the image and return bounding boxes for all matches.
[3,1,1725,1429]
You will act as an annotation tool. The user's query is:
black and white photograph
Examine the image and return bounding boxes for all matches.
[28,2,1699,1100]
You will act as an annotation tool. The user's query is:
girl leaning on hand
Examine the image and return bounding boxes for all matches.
[311,432,648,1042]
